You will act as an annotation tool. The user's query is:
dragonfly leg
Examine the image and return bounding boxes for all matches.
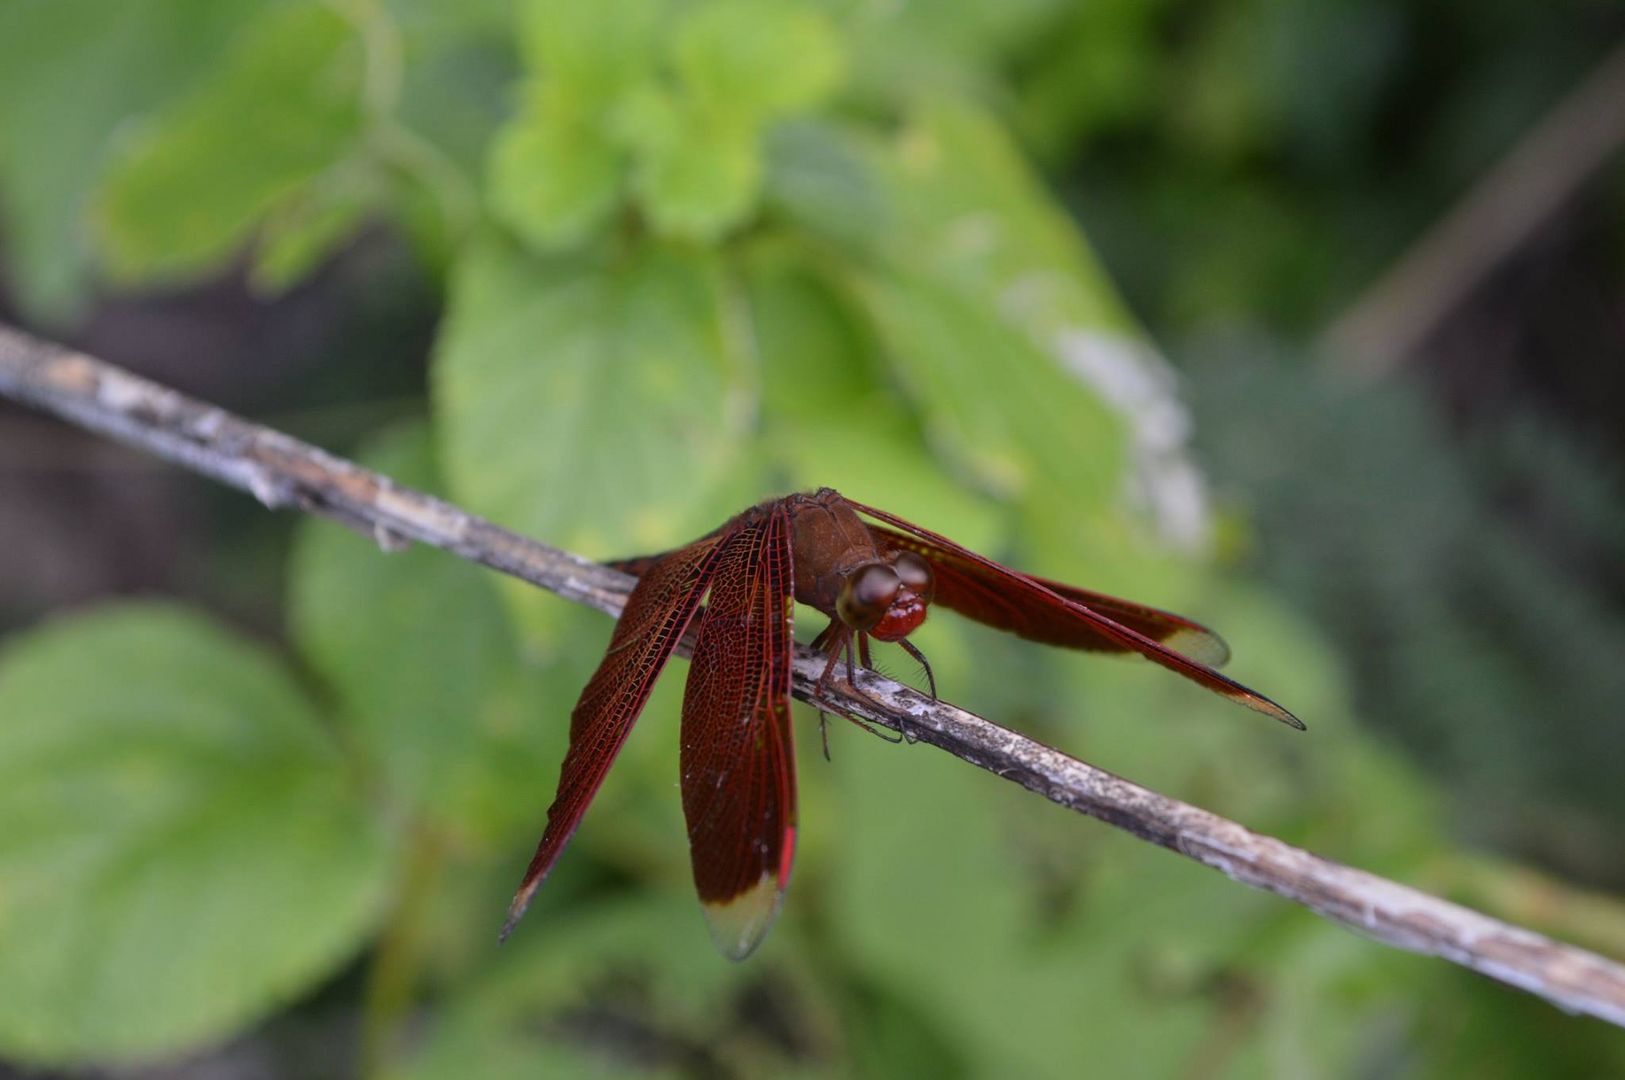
[860,631,928,740]
[812,622,847,700]
[813,698,896,756]
[804,619,904,745]
[809,625,838,763]
[843,635,906,744]
[896,638,938,700]
[807,622,861,739]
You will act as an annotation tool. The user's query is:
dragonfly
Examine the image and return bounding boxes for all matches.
[503,488,1302,959]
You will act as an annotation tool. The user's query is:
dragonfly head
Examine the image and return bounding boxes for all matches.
[837,552,934,641]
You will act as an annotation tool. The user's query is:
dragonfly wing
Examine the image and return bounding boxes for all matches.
[503,534,728,937]
[679,504,798,960]
[872,524,1230,667]
[1023,576,1231,668]
[853,503,1301,729]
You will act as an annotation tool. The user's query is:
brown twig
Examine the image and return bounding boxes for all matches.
[2,322,1623,1028]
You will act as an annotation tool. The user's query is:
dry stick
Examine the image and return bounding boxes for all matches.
[2,322,1623,1029]
[1321,37,1625,375]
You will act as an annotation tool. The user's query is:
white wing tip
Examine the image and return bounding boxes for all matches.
[701,872,786,961]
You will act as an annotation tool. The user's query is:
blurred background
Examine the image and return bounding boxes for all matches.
[1,0,1623,1076]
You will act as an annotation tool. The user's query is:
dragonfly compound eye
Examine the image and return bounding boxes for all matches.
[892,551,934,602]
[839,563,901,630]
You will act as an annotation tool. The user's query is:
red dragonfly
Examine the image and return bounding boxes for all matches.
[504,488,1301,958]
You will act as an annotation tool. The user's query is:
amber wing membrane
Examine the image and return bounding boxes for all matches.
[852,502,1302,729]
[603,553,663,577]
[503,534,728,938]
[1021,576,1232,668]
[679,504,798,960]
[871,525,1231,668]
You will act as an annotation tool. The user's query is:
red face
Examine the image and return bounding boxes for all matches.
[836,552,935,641]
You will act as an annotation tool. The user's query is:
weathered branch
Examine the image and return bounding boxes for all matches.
[2,322,1623,1028]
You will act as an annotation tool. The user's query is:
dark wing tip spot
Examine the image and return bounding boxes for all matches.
[1252,695,1307,731]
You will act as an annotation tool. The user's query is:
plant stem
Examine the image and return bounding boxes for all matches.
[359,822,447,1078]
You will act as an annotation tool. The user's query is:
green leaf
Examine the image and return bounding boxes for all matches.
[672,0,844,123]
[740,242,1002,551]
[515,0,664,106]
[743,241,879,423]
[251,169,373,292]
[495,0,669,252]
[828,717,1213,1078]
[835,0,1058,108]
[289,422,554,839]
[860,268,1125,506]
[384,4,517,271]
[880,100,1139,335]
[631,101,761,240]
[0,0,263,319]
[404,891,758,1079]
[433,237,754,560]
[849,101,1139,506]
[0,605,396,1064]
[761,119,890,250]
[93,1,364,284]
[1010,1,1163,162]
[487,99,625,249]
[391,3,516,174]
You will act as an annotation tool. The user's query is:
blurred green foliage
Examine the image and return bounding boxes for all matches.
[0,0,1622,1076]
[1194,355,1625,872]
[0,605,396,1060]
